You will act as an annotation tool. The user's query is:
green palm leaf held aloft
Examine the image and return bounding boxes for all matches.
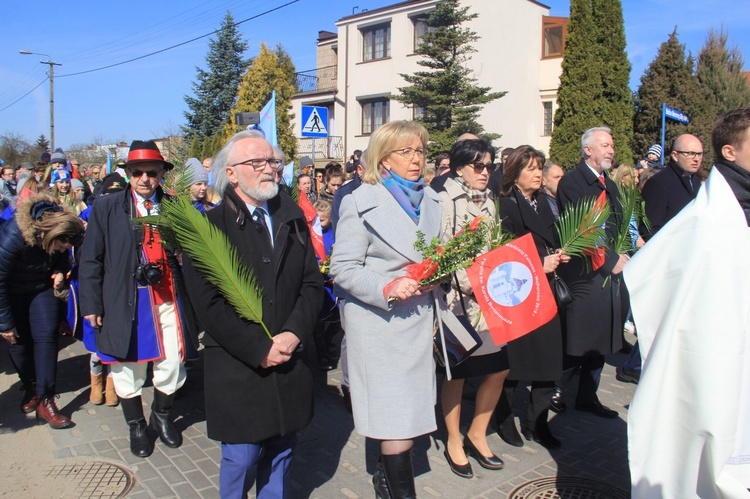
[160,195,271,338]
[555,197,610,258]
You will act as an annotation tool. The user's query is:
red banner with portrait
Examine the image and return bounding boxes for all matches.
[466,234,557,345]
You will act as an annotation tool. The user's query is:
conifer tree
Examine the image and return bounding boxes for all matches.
[633,29,699,157]
[188,137,202,159]
[690,28,750,156]
[393,0,505,156]
[594,0,634,163]
[183,12,249,142]
[549,0,634,167]
[223,43,298,161]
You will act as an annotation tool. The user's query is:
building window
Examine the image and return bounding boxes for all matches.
[413,105,425,120]
[413,18,434,50]
[363,24,391,62]
[542,17,568,59]
[543,101,553,136]
[362,99,390,134]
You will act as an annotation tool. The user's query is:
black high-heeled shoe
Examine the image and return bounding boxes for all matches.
[443,447,473,478]
[522,423,561,449]
[463,436,504,470]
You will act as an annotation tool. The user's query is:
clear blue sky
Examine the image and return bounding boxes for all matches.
[0,0,748,153]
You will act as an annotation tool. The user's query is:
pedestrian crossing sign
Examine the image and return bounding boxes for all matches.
[301,106,328,138]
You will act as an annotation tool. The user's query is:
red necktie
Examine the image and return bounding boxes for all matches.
[587,174,607,271]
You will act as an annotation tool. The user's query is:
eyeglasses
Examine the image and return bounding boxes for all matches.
[391,147,426,161]
[129,169,161,178]
[467,162,493,174]
[230,158,284,171]
[676,151,704,159]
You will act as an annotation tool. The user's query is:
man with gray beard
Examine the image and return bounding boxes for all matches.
[553,126,629,419]
[182,131,324,498]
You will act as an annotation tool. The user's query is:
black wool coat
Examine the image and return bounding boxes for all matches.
[639,160,701,240]
[555,161,627,357]
[182,188,324,444]
[79,185,198,360]
[498,187,562,381]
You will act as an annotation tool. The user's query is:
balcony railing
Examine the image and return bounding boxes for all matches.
[295,65,337,94]
[297,136,344,161]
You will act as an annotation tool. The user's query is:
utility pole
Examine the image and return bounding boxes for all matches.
[20,50,62,151]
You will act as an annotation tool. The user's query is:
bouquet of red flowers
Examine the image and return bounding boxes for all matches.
[406,216,489,287]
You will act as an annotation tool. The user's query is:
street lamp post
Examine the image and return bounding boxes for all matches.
[20,50,62,151]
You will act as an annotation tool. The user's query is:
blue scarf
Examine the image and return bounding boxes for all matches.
[382,169,424,223]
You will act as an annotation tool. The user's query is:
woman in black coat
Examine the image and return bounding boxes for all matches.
[0,194,84,428]
[495,146,568,448]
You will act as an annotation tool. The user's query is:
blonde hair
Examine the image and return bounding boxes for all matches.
[314,199,332,219]
[612,164,635,187]
[362,121,429,184]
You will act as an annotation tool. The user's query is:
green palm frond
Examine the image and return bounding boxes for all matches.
[612,182,637,254]
[163,161,194,197]
[160,195,271,338]
[555,197,610,258]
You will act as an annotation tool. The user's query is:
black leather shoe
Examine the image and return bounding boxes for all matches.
[550,386,566,413]
[616,366,640,384]
[149,390,182,448]
[120,397,153,458]
[523,425,561,449]
[498,419,524,447]
[443,447,473,478]
[575,400,619,419]
[463,436,503,470]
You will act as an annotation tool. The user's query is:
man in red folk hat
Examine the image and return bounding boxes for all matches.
[79,140,198,458]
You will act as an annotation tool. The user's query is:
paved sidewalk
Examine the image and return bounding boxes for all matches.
[0,336,637,498]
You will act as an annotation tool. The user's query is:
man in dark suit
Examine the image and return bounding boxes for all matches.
[182,132,323,498]
[80,140,198,458]
[640,134,703,240]
[554,126,629,419]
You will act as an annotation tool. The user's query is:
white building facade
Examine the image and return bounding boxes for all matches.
[291,0,566,163]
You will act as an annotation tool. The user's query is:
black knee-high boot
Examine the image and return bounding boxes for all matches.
[496,380,523,447]
[149,389,182,448]
[121,396,153,457]
[381,451,416,499]
[373,456,391,499]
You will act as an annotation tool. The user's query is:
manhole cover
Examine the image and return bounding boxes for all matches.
[509,476,629,499]
[46,461,134,498]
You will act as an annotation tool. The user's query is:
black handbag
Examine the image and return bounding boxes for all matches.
[433,312,482,368]
[552,272,573,307]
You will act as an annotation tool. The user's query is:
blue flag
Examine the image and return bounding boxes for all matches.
[259,90,278,147]
[106,150,112,175]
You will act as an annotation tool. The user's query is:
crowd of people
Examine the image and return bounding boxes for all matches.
[1,106,749,497]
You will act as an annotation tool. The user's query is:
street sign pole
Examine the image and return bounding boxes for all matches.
[661,103,667,165]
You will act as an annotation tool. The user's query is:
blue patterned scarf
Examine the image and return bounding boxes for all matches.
[382,169,424,223]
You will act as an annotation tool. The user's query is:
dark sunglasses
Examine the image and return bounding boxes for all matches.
[130,169,160,178]
[59,232,84,246]
[467,162,493,174]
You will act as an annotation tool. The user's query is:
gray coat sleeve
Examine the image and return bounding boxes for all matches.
[329,194,392,311]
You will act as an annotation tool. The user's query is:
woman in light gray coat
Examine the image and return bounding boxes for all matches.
[331,121,440,498]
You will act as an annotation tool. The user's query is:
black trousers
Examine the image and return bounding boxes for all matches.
[497,380,556,427]
[562,353,605,406]
[8,288,61,397]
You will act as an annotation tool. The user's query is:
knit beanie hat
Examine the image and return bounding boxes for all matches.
[51,169,71,184]
[70,178,84,191]
[647,144,662,158]
[185,158,208,185]
[50,150,67,165]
